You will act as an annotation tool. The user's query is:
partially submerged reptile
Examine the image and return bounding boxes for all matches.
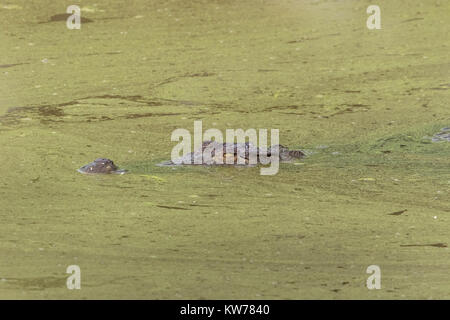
[78,142,305,174]
[431,127,450,142]
[77,158,127,175]
[158,140,305,166]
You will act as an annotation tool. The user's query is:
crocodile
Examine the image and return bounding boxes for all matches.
[158,140,305,166]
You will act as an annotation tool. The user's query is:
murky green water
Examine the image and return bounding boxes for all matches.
[0,0,449,299]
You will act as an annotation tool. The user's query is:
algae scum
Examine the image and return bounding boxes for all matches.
[0,0,449,299]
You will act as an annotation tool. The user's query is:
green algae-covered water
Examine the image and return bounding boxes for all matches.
[0,0,449,299]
